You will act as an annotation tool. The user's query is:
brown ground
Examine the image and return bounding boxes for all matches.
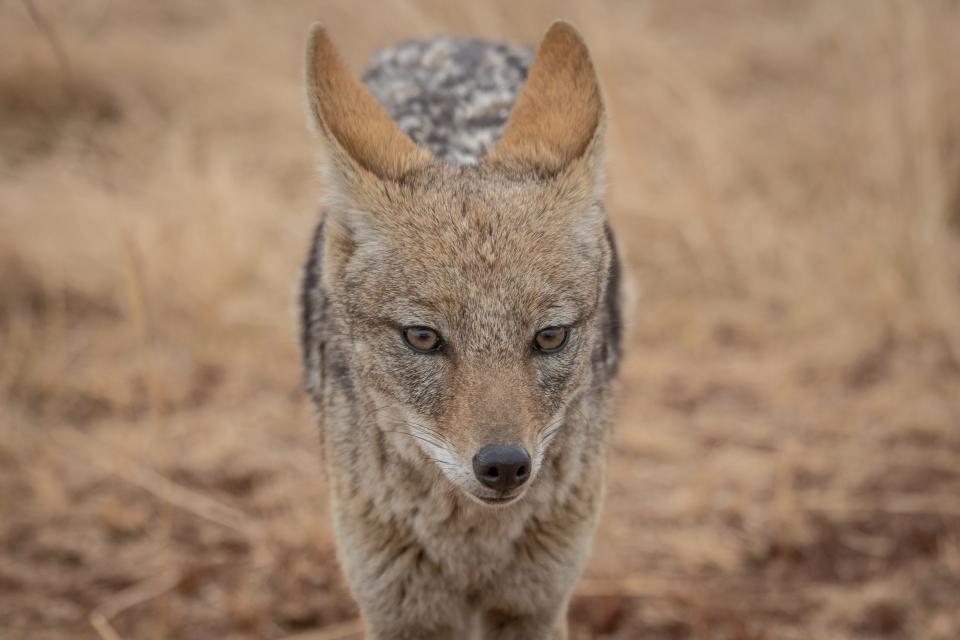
[3,1,960,638]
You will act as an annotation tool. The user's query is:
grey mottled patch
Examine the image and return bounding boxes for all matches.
[362,38,532,165]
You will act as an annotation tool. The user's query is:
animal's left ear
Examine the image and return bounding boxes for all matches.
[488,21,604,178]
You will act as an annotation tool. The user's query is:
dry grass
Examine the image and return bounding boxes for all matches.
[2,1,960,638]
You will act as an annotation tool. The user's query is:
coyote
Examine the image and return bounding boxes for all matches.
[299,20,622,639]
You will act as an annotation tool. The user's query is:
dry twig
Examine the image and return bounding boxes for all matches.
[278,619,365,640]
[20,0,73,86]
[801,493,960,518]
[89,570,181,640]
[48,427,264,540]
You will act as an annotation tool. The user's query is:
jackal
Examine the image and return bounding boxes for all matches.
[299,21,622,639]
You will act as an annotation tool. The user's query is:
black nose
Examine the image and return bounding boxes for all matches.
[472,443,531,492]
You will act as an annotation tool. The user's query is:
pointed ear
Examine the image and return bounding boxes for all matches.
[305,24,432,181]
[488,21,604,176]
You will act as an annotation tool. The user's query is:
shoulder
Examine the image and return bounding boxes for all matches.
[299,221,325,399]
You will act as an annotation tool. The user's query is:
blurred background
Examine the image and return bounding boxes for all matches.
[2,1,960,638]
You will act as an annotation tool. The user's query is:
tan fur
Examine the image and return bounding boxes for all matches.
[488,22,604,176]
[305,24,433,181]
[302,22,620,639]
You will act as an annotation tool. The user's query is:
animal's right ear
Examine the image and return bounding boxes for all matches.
[305,26,431,289]
[305,24,432,183]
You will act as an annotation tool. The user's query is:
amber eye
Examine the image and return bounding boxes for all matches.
[533,326,569,353]
[402,326,442,353]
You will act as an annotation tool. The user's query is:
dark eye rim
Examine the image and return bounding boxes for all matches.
[401,325,443,354]
[533,326,571,354]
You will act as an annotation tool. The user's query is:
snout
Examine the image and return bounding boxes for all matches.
[472,443,531,494]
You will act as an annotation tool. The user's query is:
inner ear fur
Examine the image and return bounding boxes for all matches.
[488,21,605,176]
[305,24,432,181]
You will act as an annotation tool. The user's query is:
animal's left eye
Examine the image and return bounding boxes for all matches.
[533,326,569,353]
[403,326,442,353]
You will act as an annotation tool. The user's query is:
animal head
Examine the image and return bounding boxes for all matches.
[305,21,610,506]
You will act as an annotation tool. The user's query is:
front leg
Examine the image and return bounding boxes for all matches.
[477,477,602,640]
[340,536,475,639]
[364,617,473,640]
[476,519,584,640]
[333,503,476,638]
[482,609,568,640]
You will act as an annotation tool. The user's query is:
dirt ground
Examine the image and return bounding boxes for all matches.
[2,1,960,638]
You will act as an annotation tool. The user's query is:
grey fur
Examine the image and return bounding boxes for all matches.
[362,38,532,164]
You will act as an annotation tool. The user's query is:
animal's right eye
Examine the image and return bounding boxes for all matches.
[402,326,442,353]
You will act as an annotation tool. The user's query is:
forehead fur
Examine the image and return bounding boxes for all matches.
[310,20,610,336]
[335,163,606,328]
